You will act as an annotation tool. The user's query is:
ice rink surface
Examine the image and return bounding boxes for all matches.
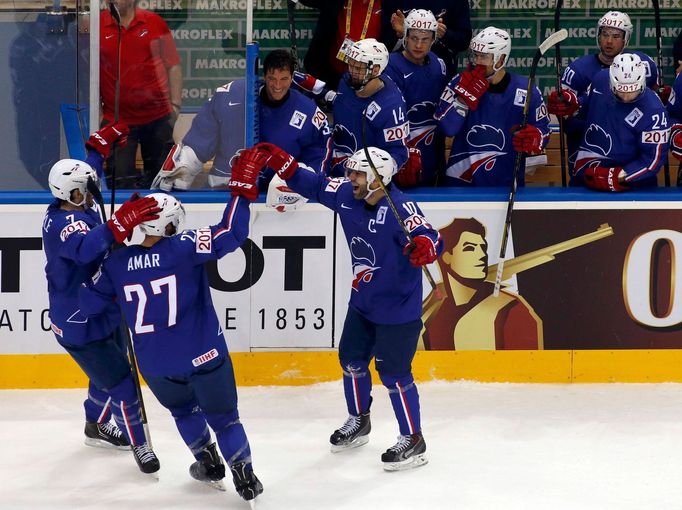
[2,380,682,509]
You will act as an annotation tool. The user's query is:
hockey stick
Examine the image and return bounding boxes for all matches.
[86,177,153,448]
[287,0,299,66]
[493,29,568,297]
[109,1,122,212]
[361,108,441,298]
[553,0,568,187]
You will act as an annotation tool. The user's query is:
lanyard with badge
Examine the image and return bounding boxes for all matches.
[336,0,376,62]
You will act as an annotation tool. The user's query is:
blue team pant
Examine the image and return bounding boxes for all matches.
[338,307,423,434]
[59,330,146,444]
[144,356,252,466]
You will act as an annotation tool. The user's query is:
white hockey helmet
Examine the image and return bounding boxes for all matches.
[346,38,389,86]
[403,9,438,49]
[48,159,98,207]
[345,147,397,199]
[609,53,646,98]
[138,192,185,237]
[468,27,512,73]
[597,11,633,47]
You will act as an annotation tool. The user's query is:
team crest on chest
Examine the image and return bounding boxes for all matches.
[350,237,380,291]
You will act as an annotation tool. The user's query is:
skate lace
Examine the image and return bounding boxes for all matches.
[133,443,156,463]
[99,422,122,438]
[388,435,412,453]
[338,415,361,435]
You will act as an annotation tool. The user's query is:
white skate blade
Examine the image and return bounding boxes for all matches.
[382,453,428,472]
[84,437,131,451]
[196,478,226,491]
[330,435,369,453]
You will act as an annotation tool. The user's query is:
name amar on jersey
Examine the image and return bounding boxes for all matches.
[128,253,161,271]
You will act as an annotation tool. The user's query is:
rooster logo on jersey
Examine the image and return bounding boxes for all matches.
[573,124,613,176]
[331,125,358,169]
[447,124,506,182]
[350,237,380,291]
[407,101,437,148]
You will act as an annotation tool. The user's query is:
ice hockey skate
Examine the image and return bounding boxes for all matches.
[84,421,130,450]
[132,442,161,477]
[381,432,428,471]
[329,411,371,453]
[189,442,226,491]
[230,460,263,505]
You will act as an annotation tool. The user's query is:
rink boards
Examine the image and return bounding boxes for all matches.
[3,188,682,387]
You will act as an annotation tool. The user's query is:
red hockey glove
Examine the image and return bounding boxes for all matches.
[403,235,438,267]
[453,65,489,111]
[107,193,161,243]
[228,147,270,201]
[670,124,682,162]
[86,122,129,159]
[547,89,579,118]
[657,85,672,105]
[583,165,627,192]
[394,147,422,188]
[254,142,299,180]
[511,125,544,155]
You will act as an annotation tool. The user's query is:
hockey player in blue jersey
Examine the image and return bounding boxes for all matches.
[80,148,266,502]
[253,141,443,471]
[551,53,669,191]
[434,27,550,187]
[384,9,449,187]
[667,72,682,163]
[328,38,413,182]
[551,11,661,171]
[43,123,162,474]
[151,49,331,212]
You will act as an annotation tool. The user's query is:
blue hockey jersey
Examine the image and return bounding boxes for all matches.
[384,51,449,186]
[286,170,442,324]
[79,196,251,377]
[561,51,659,98]
[435,72,550,187]
[571,70,670,188]
[183,79,331,184]
[330,74,409,176]
[42,154,120,345]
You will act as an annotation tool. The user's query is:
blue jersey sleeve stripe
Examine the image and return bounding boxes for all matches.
[625,143,666,182]
[213,196,240,240]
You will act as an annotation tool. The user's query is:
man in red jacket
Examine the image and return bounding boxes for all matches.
[100,0,183,189]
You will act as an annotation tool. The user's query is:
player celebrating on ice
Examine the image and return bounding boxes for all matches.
[80,149,266,502]
[434,27,551,186]
[551,53,669,191]
[252,141,443,471]
[43,124,161,474]
[151,49,330,213]
[383,9,449,187]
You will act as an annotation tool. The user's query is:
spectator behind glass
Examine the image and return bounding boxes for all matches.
[100,0,183,189]
[298,0,391,90]
[383,0,472,79]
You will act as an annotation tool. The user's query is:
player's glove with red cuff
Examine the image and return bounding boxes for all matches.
[403,235,438,267]
[107,193,161,243]
[547,89,579,118]
[583,165,628,192]
[511,124,544,155]
[453,65,489,111]
[293,71,337,109]
[254,142,299,180]
[670,124,682,162]
[394,147,422,187]
[86,122,129,159]
[657,85,672,105]
[228,147,269,201]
